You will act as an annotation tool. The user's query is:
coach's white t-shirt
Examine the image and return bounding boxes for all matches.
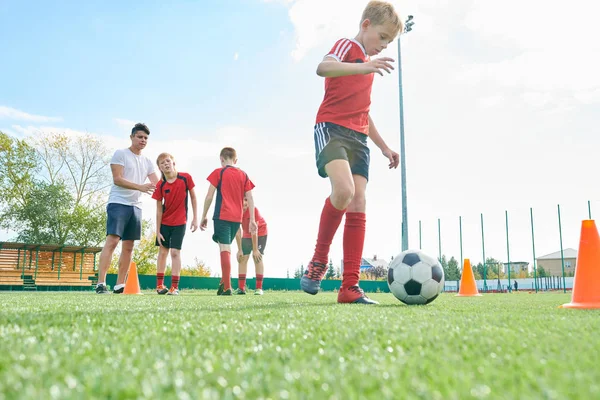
[107,148,155,208]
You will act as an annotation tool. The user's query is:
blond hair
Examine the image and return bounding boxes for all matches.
[156,152,175,181]
[156,152,174,166]
[361,1,403,37]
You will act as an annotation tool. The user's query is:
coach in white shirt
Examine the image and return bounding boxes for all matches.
[95,123,159,294]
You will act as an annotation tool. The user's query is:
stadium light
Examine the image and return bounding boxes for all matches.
[398,15,414,251]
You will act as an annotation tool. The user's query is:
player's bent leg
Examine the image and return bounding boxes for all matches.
[302,160,353,295]
[114,240,134,293]
[96,234,120,294]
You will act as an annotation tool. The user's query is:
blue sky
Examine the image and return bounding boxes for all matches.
[2,0,600,277]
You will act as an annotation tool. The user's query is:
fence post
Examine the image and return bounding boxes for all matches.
[588,200,592,220]
[459,216,463,273]
[530,208,538,293]
[481,213,487,292]
[557,205,566,293]
[505,210,511,291]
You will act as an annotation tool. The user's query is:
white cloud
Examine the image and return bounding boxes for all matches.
[0,106,62,122]
[114,118,138,132]
[234,52,239,61]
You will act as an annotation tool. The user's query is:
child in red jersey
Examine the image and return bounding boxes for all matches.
[234,198,267,295]
[301,1,403,304]
[152,153,198,296]
[200,147,257,296]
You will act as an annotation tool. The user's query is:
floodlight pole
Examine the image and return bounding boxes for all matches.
[398,15,414,252]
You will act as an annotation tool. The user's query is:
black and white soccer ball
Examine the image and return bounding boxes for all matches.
[387,249,445,305]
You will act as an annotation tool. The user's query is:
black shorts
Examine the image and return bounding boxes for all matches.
[212,219,240,245]
[155,224,186,249]
[314,122,370,181]
[242,236,267,255]
[106,203,142,241]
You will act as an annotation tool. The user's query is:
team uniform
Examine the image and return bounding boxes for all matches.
[241,207,268,255]
[207,166,255,244]
[303,38,378,304]
[314,38,373,181]
[151,172,195,250]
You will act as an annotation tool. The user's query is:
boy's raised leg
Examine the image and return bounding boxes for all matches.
[301,160,353,295]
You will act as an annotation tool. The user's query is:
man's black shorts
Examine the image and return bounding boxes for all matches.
[241,235,267,256]
[155,224,186,250]
[314,122,370,181]
[212,219,240,245]
[106,203,142,241]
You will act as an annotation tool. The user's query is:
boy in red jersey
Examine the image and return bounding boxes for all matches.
[234,198,267,295]
[152,153,198,295]
[301,1,403,304]
[200,147,257,296]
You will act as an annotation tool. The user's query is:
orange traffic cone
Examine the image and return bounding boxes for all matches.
[123,262,143,295]
[561,220,600,309]
[456,258,482,297]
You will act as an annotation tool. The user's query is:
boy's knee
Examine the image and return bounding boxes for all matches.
[170,249,181,258]
[332,184,355,208]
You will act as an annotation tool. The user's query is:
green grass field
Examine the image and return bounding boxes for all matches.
[1,291,599,399]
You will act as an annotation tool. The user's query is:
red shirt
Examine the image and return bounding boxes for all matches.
[315,38,374,135]
[152,172,195,226]
[207,166,255,223]
[242,207,267,238]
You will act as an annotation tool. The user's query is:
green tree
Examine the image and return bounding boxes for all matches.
[0,131,110,246]
[446,256,461,281]
[294,265,304,279]
[326,259,335,279]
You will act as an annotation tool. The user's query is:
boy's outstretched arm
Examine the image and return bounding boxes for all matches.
[316,56,395,78]
[368,114,399,169]
[189,187,199,232]
[200,184,216,231]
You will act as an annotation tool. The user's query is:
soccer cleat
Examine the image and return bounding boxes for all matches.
[217,281,224,295]
[236,288,246,295]
[113,286,124,294]
[300,261,328,295]
[167,287,179,296]
[157,285,169,295]
[254,289,264,295]
[220,288,233,296]
[337,286,379,304]
[95,283,108,294]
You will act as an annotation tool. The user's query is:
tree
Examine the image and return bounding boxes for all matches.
[445,257,461,281]
[326,259,335,279]
[536,266,549,277]
[0,131,111,246]
[181,257,211,277]
[294,265,304,279]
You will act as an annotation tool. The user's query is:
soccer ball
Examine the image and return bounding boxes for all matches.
[387,249,445,305]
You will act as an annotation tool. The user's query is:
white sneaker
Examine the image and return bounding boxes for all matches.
[254,289,263,295]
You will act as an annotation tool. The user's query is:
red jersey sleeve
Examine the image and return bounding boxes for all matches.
[326,38,353,62]
[207,168,220,188]
[244,176,255,193]
[151,181,163,201]
[182,172,196,190]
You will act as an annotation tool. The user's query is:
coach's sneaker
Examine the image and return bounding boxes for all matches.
[113,284,125,294]
[95,283,108,294]
[300,261,328,295]
[254,289,264,296]
[217,281,224,295]
[167,287,179,296]
[157,285,168,295]
[337,286,379,304]
[236,288,246,295]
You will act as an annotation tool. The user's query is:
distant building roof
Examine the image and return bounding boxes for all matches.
[360,256,389,270]
[537,248,578,260]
